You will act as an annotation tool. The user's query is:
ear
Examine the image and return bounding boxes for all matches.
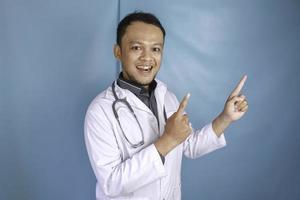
[113,44,121,60]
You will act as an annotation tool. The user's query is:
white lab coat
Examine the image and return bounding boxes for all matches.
[84,79,226,200]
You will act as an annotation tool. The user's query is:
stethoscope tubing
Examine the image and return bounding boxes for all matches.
[111,81,168,148]
[112,82,145,148]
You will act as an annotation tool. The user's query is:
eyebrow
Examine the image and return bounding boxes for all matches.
[129,40,163,47]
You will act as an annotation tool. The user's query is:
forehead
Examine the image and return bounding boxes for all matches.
[121,21,164,45]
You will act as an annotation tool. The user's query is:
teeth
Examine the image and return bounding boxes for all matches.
[137,65,152,70]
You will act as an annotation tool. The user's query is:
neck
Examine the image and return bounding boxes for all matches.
[120,74,150,91]
[143,85,149,90]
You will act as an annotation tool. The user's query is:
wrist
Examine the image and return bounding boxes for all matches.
[218,111,233,124]
[212,113,232,137]
[154,132,178,156]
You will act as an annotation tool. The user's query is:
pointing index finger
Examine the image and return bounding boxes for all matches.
[177,93,191,115]
[229,75,247,98]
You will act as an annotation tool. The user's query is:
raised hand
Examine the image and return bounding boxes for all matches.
[164,93,192,144]
[222,75,249,122]
[155,93,192,156]
[212,75,249,136]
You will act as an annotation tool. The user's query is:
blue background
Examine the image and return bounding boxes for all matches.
[1,0,300,199]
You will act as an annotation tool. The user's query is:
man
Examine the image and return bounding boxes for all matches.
[84,11,248,200]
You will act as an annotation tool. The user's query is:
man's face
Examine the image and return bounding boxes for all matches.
[114,21,164,88]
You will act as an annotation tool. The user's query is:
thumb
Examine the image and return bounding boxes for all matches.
[177,93,191,115]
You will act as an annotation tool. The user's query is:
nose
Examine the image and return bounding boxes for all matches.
[139,49,153,61]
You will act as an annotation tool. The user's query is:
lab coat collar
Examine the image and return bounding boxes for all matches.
[117,73,158,97]
[107,79,167,115]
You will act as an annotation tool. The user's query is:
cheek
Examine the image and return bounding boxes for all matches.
[124,51,140,62]
[155,54,162,64]
[121,54,135,66]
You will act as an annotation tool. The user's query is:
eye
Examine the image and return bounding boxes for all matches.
[131,45,142,51]
[153,47,161,52]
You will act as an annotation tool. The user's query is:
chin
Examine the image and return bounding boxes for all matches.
[137,78,155,86]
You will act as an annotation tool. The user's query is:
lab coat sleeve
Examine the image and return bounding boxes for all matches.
[84,102,166,197]
[183,123,226,159]
[165,90,226,159]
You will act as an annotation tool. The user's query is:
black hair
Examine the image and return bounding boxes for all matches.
[116,11,166,46]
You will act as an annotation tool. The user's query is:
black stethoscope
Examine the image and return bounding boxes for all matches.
[112,81,167,148]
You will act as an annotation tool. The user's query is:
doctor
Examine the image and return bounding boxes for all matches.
[84,12,248,199]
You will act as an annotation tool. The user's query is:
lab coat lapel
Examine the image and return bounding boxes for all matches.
[125,90,153,115]
[154,80,167,135]
[114,82,153,115]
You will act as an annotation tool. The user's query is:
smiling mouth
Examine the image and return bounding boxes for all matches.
[136,65,153,72]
